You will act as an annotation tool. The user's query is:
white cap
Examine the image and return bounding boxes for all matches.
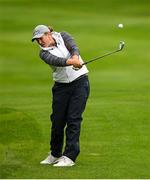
[32,25,50,42]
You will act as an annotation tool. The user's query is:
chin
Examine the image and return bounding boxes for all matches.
[43,45,49,47]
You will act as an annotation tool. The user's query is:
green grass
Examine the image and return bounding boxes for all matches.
[0,0,150,178]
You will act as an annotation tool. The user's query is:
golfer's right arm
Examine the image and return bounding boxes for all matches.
[40,50,82,68]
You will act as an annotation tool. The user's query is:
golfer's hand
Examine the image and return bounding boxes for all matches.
[66,55,82,68]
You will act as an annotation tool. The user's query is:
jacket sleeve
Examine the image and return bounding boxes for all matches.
[61,31,80,56]
[39,50,67,67]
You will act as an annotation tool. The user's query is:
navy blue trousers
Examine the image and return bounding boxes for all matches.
[50,76,90,162]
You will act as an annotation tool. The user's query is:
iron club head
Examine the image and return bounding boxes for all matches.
[119,41,125,51]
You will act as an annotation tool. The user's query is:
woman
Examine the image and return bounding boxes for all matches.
[32,25,90,167]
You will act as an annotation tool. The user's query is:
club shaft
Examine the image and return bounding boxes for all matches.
[82,49,120,65]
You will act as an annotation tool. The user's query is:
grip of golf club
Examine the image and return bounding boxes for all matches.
[72,62,88,70]
[72,67,80,71]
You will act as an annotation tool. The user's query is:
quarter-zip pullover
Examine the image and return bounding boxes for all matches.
[39,31,88,83]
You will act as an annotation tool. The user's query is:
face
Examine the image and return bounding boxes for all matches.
[36,32,55,47]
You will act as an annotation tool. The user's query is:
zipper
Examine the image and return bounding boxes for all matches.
[56,45,70,83]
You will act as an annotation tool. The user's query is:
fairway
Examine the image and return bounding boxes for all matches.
[0,0,150,178]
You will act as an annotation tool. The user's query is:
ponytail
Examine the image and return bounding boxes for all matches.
[48,26,54,32]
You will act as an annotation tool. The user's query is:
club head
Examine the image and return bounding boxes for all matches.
[119,41,125,51]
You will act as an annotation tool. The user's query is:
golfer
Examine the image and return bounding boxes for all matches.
[32,25,90,167]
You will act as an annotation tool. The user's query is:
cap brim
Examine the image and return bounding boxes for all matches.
[31,33,44,42]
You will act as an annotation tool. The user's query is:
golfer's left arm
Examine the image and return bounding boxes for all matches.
[61,32,80,60]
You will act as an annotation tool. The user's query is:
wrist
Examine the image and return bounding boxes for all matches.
[72,54,79,59]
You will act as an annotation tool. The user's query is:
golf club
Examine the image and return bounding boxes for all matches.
[73,41,125,70]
